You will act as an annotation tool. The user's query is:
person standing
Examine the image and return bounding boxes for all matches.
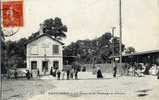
[97,67,103,79]
[124,63,129,75]
[50,67,53,76]
[66,70,70,80]
[70,68,74,79]
[61,69,65,80]
[37,69,40,78]
[52,68,56,77]
[57,69,61,80]
[113,64,117,78]
[157,65,159,79]
[75,70,78,80]
[26,70,31,80]
[14,69,18,79]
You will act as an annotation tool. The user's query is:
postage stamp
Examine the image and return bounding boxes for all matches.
[2,1,23,27]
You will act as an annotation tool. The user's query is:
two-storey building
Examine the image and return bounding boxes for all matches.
[26,33,64,75]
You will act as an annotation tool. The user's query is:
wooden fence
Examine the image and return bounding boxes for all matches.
[64,63,126,74]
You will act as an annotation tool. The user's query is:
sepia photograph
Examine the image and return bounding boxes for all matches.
[0,0,159,100]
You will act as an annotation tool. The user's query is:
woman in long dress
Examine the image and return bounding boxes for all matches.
[97,67,103,78]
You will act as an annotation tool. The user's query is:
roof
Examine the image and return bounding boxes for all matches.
[110,49,159,58]
[26,33,64,45]
[123,49,159,57]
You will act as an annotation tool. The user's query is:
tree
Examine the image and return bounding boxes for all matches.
[95,32,112,63]
[43,17,67,39]
[63,32,126,64]
[125,46,135,54]
[28,17,67,40]
[5,38,28,69]
[1,31,6,73]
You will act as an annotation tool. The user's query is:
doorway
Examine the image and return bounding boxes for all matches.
[42,61,48,74]
[53,61,59,70]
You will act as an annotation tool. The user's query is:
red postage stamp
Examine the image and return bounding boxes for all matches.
[2,1,23,27]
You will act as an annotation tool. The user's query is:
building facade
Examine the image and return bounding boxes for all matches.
[26,34,64,75]
[122,50,159,65]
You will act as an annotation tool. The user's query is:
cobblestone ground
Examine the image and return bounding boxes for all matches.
[2,72,159,100]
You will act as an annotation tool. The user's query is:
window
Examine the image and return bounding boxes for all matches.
[31,61,37,70]
[53,61,59,69]
[53,45,59,54]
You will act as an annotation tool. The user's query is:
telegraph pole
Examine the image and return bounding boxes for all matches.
[119,0,123,75]
[112,27,116,68]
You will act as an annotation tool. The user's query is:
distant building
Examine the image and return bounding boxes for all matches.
[26,33,64,75]
[122,50,159,65]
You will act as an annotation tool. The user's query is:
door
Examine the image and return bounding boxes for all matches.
[31,61,37,77]
[53,61,59,70]
[31,61,37,70]
[42,61,48,75]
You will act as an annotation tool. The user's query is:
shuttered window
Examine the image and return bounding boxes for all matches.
[53,45,59,54]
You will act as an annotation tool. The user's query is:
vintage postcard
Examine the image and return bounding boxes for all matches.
[0,0,159,100]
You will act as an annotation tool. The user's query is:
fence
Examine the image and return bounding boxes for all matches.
[64,63,126,74]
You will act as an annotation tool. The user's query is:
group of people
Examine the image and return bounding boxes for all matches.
[123,63,159,79]
[99,63,159,79]
[125,63,145,77]
[50,67,79,80]
[11,63,159,80]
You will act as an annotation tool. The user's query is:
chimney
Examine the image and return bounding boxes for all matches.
[39,23,44,35]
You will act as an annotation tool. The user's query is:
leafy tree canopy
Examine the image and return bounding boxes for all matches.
[43,17,67,39]
[63,32,126,64]
[28,17,67,40]
[125,46,136,54]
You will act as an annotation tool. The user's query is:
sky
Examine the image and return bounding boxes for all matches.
[4,0,159,52]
